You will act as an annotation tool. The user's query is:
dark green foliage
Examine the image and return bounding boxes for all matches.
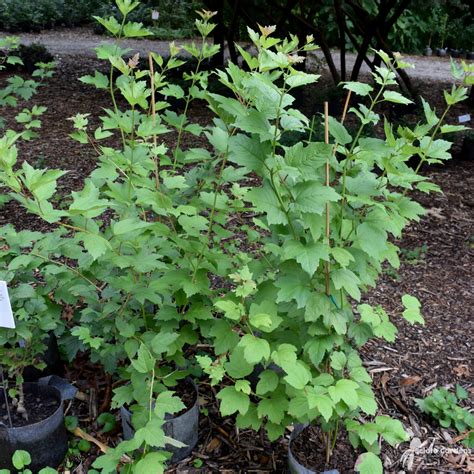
[17,43,54,74]
[0,0,107,31]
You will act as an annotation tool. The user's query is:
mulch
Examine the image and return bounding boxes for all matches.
[0,51,472,473]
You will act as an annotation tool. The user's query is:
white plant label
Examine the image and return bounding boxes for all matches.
[0,281,15,329]
[151,10,159,20]
[458,114,471,123]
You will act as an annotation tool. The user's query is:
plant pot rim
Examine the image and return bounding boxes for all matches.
[0,382,63,432]
[288,423,340,474]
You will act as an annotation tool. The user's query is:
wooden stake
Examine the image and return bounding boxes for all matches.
[148,52,159,189]
[324,101,330,296]
[341,90,352,123]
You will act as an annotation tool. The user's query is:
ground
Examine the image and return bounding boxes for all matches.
[0,27,473,473]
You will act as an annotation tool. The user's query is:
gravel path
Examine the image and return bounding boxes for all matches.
[7,26,468,82]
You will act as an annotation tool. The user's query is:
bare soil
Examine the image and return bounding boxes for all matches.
[0,388,59,427]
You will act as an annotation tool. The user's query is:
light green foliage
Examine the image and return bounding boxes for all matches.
[416,385,474,447]
[0,0,471,471]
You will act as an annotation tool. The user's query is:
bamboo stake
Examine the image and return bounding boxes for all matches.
[324,91,351,300]
[72,426,132,463]
[148,52,160,189]
[341,90,352,122]
[324,101,330,296]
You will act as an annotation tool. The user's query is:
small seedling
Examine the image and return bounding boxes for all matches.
[415,384,474,447]
[400,244,427,264]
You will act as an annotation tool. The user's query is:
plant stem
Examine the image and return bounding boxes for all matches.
[0,368,13,428]
[324,101,331,296]
[29,251,102,292]
[172,36,207,170]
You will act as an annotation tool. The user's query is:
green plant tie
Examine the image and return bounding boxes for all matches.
[328,294,340,310]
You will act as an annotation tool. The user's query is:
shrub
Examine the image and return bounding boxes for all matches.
[0,44,58,421]
[17,43,54,74]
[0,1,472,472]
[0,0,109,31]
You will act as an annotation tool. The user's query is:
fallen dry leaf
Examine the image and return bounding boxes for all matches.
[401,375,422,386]
[453,364,471,378]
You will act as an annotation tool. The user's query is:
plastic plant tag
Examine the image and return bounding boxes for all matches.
[0,281,15,329]
[458,114,471,123]
[151,10,159,20]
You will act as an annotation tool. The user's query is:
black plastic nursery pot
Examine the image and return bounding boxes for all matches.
[288,424,343,474]
[121,379,199,463]
[0,382,68,472]
[461,136,474,161]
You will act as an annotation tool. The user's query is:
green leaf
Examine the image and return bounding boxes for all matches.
[383,91,413,105]
[293,182,340,214]
[113,218,152,235]
[240,334,271,364]
[80,232,111,260]
[307,391,333,422]
[210,320,239,355]
[285,71,320,88]
[93,15,121,35]
[350,367,372,383]
[357,386,377,415]
[150,331,179,355]
[402,295,424,325]
[97,413,116,433]
[343,82,373,97]
[456,384,468,401]
[178,215,208,237]
[331,268,361,301]
[256,370,279,395]
[154,391,186,417]
[355,452,383,474]
[214,300,243,321]
[235,109,273,141]
[330,247,354,267]
[356,222,387,260]
[283,241,329,277]
[123,22,152,38]
[357,423,379,444]
[276,275,311,308]
[225,347,254,378]
[134,452,166,474]
[69,181,108,218]
[135,417,166,448]
[328,116,352,144]
[217,386,250,416]
[131,344,155,374]
[247,184,287,225]
[283,361,311,390]
[79,71,109,90]
[12,450,31,470]
[257,396,288,424]
[375,415,409,445]
[235,380,251,394]
[330,351,347,371]
[271,343,297,367]
[328,379,359,408]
